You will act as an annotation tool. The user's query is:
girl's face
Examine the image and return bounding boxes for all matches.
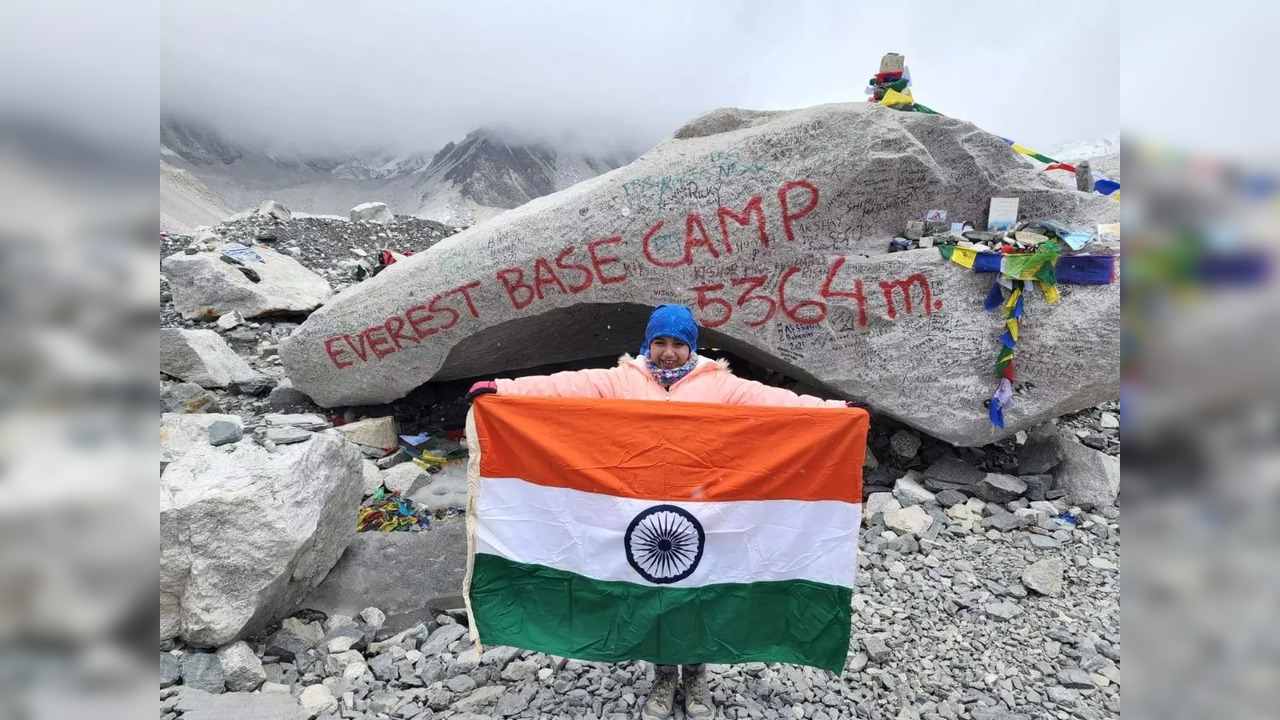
[648,337,691,370]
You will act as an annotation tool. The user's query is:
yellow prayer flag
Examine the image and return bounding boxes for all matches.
[1010,143,1035,156]
[880,88,914,107]
[1004,286,1021,312]
[949,247,978,268]
[1005,319,1019,342]
[1038,281,1061,303]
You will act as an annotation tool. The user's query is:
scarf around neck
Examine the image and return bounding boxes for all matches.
[645,354,699,388]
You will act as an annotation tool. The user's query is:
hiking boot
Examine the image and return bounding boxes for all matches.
[681,663,714,719]
[641,665,679,719]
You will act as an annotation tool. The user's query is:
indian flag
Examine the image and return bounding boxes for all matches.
[463,396,868,673]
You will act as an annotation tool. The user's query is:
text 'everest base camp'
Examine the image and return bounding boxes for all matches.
[160,94,1120,720]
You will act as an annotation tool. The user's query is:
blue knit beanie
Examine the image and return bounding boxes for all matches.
[640,304,698,356]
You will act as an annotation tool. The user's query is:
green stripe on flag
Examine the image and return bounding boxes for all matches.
[470,553,853,673]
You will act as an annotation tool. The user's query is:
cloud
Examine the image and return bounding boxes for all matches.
[160,0,1119,156]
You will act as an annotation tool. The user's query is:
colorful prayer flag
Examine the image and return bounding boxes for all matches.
[464,396,869,673]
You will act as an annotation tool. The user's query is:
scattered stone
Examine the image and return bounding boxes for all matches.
[889,430,920,459]
[934,488,967,507]
[266,426,313,445]
[983,511,1033,532]
[382,462,430,496]
[862,635,891,663]
[1018,433,1065,475]
[892,472,935,508]
[1046,686,1079,706]
[161,433,364,646]
[1099,412,1119,429]
[1019,473,1054,501]
[494,691,530,717]
[181,652,226,694]
[216,310,244,330]
[447,674,477,693]
[1050,430,1121,509]
[267,380,314,410]
[1088,557,1118,571]
[451,685,506,712]
[985,602,1024,621]
[419,623,469,656]
[160,328,270,389]
[160,652,181,687]
[922,456,985,492]
[207,420,243,446]
[1021,558,1066,596]
[358,606,386,631]
[229,374,278,396]
[334,416,398,451]
[1057,667,1096,689]
[863,492,901,525]
[973,473,1028,504]
[216,641,266,692]
[264,413,330,429]
[172,687,308,720]
[161,382,225,414]
[266,617,324,661]
[298,684,339,716]
[883,505,934,537]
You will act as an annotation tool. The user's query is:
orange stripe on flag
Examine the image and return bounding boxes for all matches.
[474,396,867,503]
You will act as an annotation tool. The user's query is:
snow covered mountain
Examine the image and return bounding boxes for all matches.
[158,117,632,227]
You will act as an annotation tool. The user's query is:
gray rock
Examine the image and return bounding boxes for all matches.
[892,472,935,507]
[207,420,243,446]
[358,606,387,631]
[1029,534,1062,549]
[1045,686,1079,705]
[259,200,292,221]
[161,329,269,389]
[229,375,277,396]
[182,652,226,694]
[266,617,324,662]
[1019,473,1054,501]
[216,641,266,692]
[267,380,315,411]
[883,505,933,537]
[266,426,314,445]
[172,687,308,720]
[1056,668,1095,689]
[162,413,244,463]
[350,202,395,225]
[889,430,920,459]
[298,684,339,716]
[419,623,469,656]
[862,635,891,663]
[367,653,398,682]
[1021,558,1065,596]
[494,691,530,717]
[279,103,1118,446]
[973,473,1027,504]
[162,244,332,320]
[933,489,967,507]
[451,685,506,712]
[982,512,1032,532]
[863,492,901,525]
[161,382,225,414]
[446,674,477,693]
[161,433,364,646]
[161,652,181,687]
[304,521,468,635]
[1017,434,1064,475]
[1050,431,1121,509]
[923,456,985,492]
[381,463,430,496]
[984,602,1023,621]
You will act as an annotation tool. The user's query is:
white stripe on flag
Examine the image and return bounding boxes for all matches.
[474,476,860,589]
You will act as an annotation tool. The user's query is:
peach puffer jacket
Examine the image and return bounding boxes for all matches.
[495,355,848,408]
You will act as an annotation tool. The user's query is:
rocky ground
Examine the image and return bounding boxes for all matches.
[160,208,1120,720]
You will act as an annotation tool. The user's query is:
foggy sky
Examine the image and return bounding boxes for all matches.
[161,1,1120,157]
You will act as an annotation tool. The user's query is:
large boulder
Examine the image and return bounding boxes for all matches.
[279,103,1119,445]
[162,244,332,320]
[161,432,364,647]
[350,202,395,225]
[160,329,268,389]
[304,519,468,634]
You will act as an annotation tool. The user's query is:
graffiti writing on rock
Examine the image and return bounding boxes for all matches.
[318,175,944,371]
